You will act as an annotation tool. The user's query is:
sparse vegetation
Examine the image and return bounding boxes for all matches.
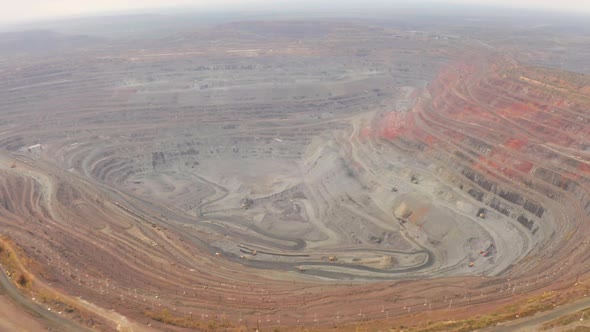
[541,307,590,330]
[145,309,234,331]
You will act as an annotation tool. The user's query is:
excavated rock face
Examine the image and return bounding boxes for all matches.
[1,19,590,329]
[369,54,590,280]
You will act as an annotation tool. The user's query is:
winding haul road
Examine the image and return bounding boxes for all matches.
[0,266,92,332]
[480,297,590,331]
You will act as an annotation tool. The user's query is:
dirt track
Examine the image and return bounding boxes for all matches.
[480,298,590,331]
[0,267,91,332]
[1,17,590,331]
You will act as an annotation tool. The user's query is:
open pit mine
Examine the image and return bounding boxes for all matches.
[1,17,590,332]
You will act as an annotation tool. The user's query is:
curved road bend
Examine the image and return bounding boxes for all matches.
[0,267,93,332]
[478,296,590,331]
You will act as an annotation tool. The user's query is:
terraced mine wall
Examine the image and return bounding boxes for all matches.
[1,21,590,330]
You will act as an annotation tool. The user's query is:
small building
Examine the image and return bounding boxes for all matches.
[27,144,42,152]
[394,202,413,220]
[477,208,486,219]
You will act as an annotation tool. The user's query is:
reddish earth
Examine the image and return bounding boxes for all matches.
[1,20,590,332]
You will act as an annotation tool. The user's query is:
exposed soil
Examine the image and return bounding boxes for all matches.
[0,15,590,331]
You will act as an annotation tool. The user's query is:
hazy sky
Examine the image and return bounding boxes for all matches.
[3,0,590,23]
